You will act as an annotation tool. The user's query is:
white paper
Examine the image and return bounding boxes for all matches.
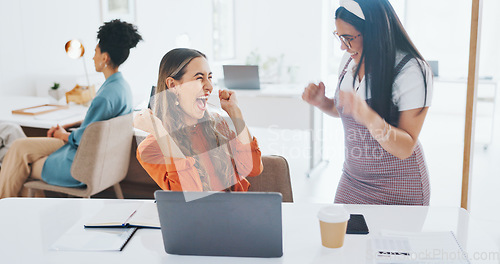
[128,202,160,228]
[85,201,160,228]
[85,202,144,227]
[371,231,470,264]
[51,223,137,251]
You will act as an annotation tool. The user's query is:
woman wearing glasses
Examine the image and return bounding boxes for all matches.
[302,0,433,205]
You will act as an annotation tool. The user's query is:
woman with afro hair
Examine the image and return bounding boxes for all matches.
[0,19,142,197]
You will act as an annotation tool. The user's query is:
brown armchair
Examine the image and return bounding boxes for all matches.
[247,155,293,202]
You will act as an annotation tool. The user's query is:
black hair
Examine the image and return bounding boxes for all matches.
[336,0,428,126]
[97,19,143,68]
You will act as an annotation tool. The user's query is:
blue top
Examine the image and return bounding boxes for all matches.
[41,72,133,187]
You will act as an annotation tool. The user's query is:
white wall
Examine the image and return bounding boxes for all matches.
[2,0,497,102]
[232,0,323,84]
[404,0,470,78]
[404,0,500,79]
[0,0,101,96]
[0,0,213,106]
[132,0,213,103]
[477,0,500,78]
[0,0,322,105]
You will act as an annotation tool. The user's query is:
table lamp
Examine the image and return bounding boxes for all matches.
[65,39,90,86]
[64,39,95,105]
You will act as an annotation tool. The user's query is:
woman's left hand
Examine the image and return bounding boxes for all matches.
[219,89,241,117]
[337,90,373,126]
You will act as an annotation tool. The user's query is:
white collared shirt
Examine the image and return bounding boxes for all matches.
[338,51,433,111]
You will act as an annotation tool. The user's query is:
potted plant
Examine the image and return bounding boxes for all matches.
[48,82,65,102]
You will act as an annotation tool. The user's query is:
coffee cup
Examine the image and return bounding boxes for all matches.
[317,205,350,248]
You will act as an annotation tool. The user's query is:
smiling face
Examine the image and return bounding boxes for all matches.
[335,18,363,64]
[168,57,213,126]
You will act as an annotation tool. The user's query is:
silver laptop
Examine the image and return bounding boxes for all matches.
[223,65,260,90]
[154,191,283,258]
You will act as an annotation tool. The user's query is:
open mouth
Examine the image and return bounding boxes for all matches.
[350,51,359,58]
[195,95,209,111]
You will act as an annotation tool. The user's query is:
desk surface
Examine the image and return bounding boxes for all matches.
[0,96,150,138]
[0,198,497,264]
[0,96,87,129]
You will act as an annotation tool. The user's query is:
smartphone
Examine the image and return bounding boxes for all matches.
[346,214,369,235]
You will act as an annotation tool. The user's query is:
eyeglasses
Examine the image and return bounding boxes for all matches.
[333,31,361,49]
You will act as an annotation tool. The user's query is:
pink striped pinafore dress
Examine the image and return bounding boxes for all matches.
[333,56,430,205]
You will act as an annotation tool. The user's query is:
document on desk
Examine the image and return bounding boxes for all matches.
[84,201,160,229]
[51,223,137,251]
[371,231,470,263]
[33,109,82,121]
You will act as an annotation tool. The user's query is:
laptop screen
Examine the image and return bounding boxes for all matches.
[223,65,260,90]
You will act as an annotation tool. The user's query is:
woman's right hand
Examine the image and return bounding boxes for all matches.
[219,89,253,144]
[219,89,241,117]
[133,109,165,135]
[302,82,327,107]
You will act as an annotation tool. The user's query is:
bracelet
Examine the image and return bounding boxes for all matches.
[380,121,392,142]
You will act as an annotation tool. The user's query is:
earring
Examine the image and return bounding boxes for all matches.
[175,101,179,106]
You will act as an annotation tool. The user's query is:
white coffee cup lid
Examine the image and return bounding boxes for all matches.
[317,205,350,223]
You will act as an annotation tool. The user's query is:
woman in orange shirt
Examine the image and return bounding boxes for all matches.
[135,48,263,192]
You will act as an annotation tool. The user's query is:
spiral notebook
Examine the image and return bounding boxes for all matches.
[371,231,470,263]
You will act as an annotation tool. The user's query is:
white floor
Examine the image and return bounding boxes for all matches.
[248,80,500,246]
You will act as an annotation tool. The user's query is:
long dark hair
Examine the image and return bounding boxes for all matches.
[154,48,238,191]
[336,0,429,126]
[97,19,143,68]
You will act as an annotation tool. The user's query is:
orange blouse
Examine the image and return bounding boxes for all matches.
[136,122,263,192]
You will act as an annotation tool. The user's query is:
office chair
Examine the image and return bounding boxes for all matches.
[24,114,134,198]
[247,155,293,202]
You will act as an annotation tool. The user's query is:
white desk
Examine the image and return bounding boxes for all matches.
[0,198,497,264]
[0,96,87,129]
[0,95,149,138]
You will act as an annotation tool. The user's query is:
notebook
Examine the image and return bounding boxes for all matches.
[84,201,160,229]
[223,65,261,90]
[371,231,470,263]
[154,191,283,258]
